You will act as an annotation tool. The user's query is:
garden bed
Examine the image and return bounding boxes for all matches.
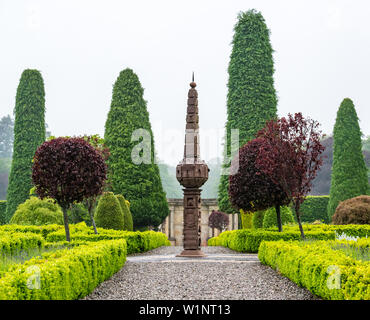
[0,223,171,300]
[258,239,370,300]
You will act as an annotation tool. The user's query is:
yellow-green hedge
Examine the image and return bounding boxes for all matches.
[0,239,127,300]
[45,228,171,254]
[208,229,335,253]
[0,232,44,255]
[258,239,370,300]
[0,223,171,254]
[0,224,62,239]
[265,224,370,238]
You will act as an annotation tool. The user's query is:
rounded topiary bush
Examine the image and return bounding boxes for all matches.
[10,196,63,226]
[332,195,370,225]
[94,192,124,230]
[262,206,295,229]
[252,210,265,229]
[116,194,133,231]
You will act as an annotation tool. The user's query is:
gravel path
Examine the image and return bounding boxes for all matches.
[84,246,319,300]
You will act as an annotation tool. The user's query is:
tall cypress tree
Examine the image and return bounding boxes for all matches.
[104,68,169,229]
[218,10,277,213]
[328,98,369,220]
[5,69,45,222]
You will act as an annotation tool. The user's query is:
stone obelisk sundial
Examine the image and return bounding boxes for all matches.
[176,74,209,258]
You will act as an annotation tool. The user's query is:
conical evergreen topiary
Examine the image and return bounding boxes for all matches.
[328,98,369,220]
[5,70,46,222]
[104,68,169,229]
[116,194,133,231]
[94,192,124,230]
[218,10,277,213]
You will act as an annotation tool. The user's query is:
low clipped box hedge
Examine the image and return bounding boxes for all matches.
[0,222,170,300]
[269,224,370,238]
[0,232,44,255]
[258,239,370,300]
[208,229,335,253]
[46,228,170,254]
[0,239,127,300]
[0,222,171,254]
[0,224,65,239]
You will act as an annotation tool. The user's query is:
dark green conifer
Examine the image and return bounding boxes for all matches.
[328,98,369,219]
[104,68,169,229]
[5,70,45,222]
[218,10,277,213]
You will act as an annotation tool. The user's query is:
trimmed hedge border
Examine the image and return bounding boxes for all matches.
[0,232,44,255]
[45,229,171,254]
[265,224,370,238]
[207,229,335,253]
[258,239,370,300]
[0,223,171,299]
[0,224,62,239]
[0,223,171,254]
[0,239,127,300]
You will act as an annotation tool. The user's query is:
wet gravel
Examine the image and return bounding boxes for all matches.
[83,246,319,300]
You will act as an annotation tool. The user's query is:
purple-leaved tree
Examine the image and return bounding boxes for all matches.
[32,137,107,241]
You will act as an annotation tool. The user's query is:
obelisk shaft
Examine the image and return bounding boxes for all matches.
[176,76,209,257]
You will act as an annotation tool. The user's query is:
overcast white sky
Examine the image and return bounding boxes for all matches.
[0,0,369,165]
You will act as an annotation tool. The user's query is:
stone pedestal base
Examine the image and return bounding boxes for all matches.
[176,249,207,258]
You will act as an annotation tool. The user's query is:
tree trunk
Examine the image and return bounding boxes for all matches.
[87,199,98,235]
[62,206,70,242]
[212,227,214,238]
[275,204,283,232]
[294,201,305,240]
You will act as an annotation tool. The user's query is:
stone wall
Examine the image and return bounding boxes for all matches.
[160,198,239,246]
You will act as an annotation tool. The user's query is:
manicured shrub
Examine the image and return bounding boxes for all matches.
[6,70,46,222]
[0,200,6,225]
[262,206,295,229]
[104,68,169,229]
[94,192,124,231]
[45,228,171,254]
[32,137,107,241]
[219,9,278,213]
[332,195,370,225]
[208,229,335,253]
[116,194,133,231]
[265,223,370,239]
[258,240,370,300]
[9,197,63,226]
[290,196,329,223]
[252,210,265,229]
[0,232,44,255]
[0,239,127,300]
[328,98,370,219]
